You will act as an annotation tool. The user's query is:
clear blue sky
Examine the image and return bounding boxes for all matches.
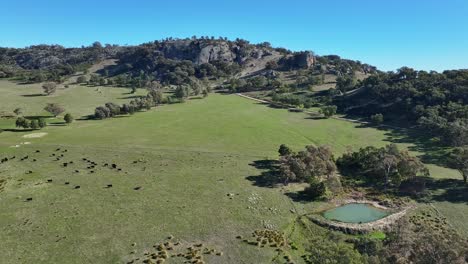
[1,0,467,71]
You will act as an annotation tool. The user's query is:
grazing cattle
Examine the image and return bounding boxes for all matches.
[63,163,68,167]
[107,184,113,188]
[112,164,117,169]
[65,182,70,185]
[35,150,40,153]
[75,170,79,173]
[82,158,87,161]
[90,171,95,173]
[74,186,80,189]
[26,198,33,201]
[69,161,74,164]
[56,148,61,151]
[117,168,122,171]
[47,179,53,182]
[134,187,141,190]
[104,163,108,167]
[32,159,37,162]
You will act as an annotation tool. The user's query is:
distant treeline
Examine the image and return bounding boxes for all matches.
[336,68,468,146]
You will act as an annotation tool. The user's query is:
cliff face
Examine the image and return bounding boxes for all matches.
[294,51,315,68]
[0,38,318,75]
[153,39,275,65]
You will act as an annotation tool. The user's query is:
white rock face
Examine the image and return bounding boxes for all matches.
[195,43,236,64]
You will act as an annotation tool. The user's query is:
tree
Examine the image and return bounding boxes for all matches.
[105,102,121,116]
[303,177,326,199]
[370,113,384,124]
[338,144,428,189]
[378,153,398,191]
[38,118,47,128]
[320,105,337,118]
[279,145,337,185]
[336,76,356,93]
[147,89,163,105]
[76,76,87,84]
[448,146,468,183]
[42,82,57,95]
[44,103,65,117]
[174,85,189,99]
[13,108,23,116]
[30,119,39,130]
[94,106,111,119]
[16,117,28,129]
[89,74,100,85]
[64,113,74,125]
[278,144,292,156]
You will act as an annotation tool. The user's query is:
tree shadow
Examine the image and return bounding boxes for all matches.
[284,190,326,203]
[49,122,66,126]
[351,121,451,168]
[21,93,44,97]
[245,159,282,188]
[423,178,468,204]
[77,115,94,121]
[3,128,35,132]
[24,115,52,119]
[118,95,143,99]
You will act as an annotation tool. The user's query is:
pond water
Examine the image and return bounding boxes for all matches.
[322,203,389,223]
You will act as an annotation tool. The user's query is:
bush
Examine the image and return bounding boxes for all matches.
[38,118,47,128]
[64,113,74,124]
[320,105,337,118]
[76,76,87,83]
[370,113,384,124]
[303,177,326,199]
[278,144,292,156]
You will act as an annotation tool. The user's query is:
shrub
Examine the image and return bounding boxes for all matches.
[303,177,326,199]
[64,113,74,124]
[370,113,384,124]
[278,144,292,156]
[320,105,337,118]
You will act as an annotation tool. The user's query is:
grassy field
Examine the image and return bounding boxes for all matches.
[0,81,466,263]
[0,80,147,119]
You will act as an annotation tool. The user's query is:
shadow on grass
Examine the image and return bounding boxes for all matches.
[49,122,66,126]
[305,116,327,120]
[119,95,143,99]
[2,128,35,132]
[245,159,281,188]
[21,93,44,97]
[347,119,452,168]
[422,178,468,204]
[246,159,325,203]
[24,115,52,119]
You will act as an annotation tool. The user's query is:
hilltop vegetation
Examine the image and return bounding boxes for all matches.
[335,68,468,147]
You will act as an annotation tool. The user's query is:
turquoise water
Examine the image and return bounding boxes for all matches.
[323,203,389,223]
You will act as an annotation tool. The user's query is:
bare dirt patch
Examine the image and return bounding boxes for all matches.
[22,132,48,138]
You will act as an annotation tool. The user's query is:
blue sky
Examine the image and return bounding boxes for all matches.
[1,0,467,71]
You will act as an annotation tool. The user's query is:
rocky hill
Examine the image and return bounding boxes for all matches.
[0,37,375,85]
